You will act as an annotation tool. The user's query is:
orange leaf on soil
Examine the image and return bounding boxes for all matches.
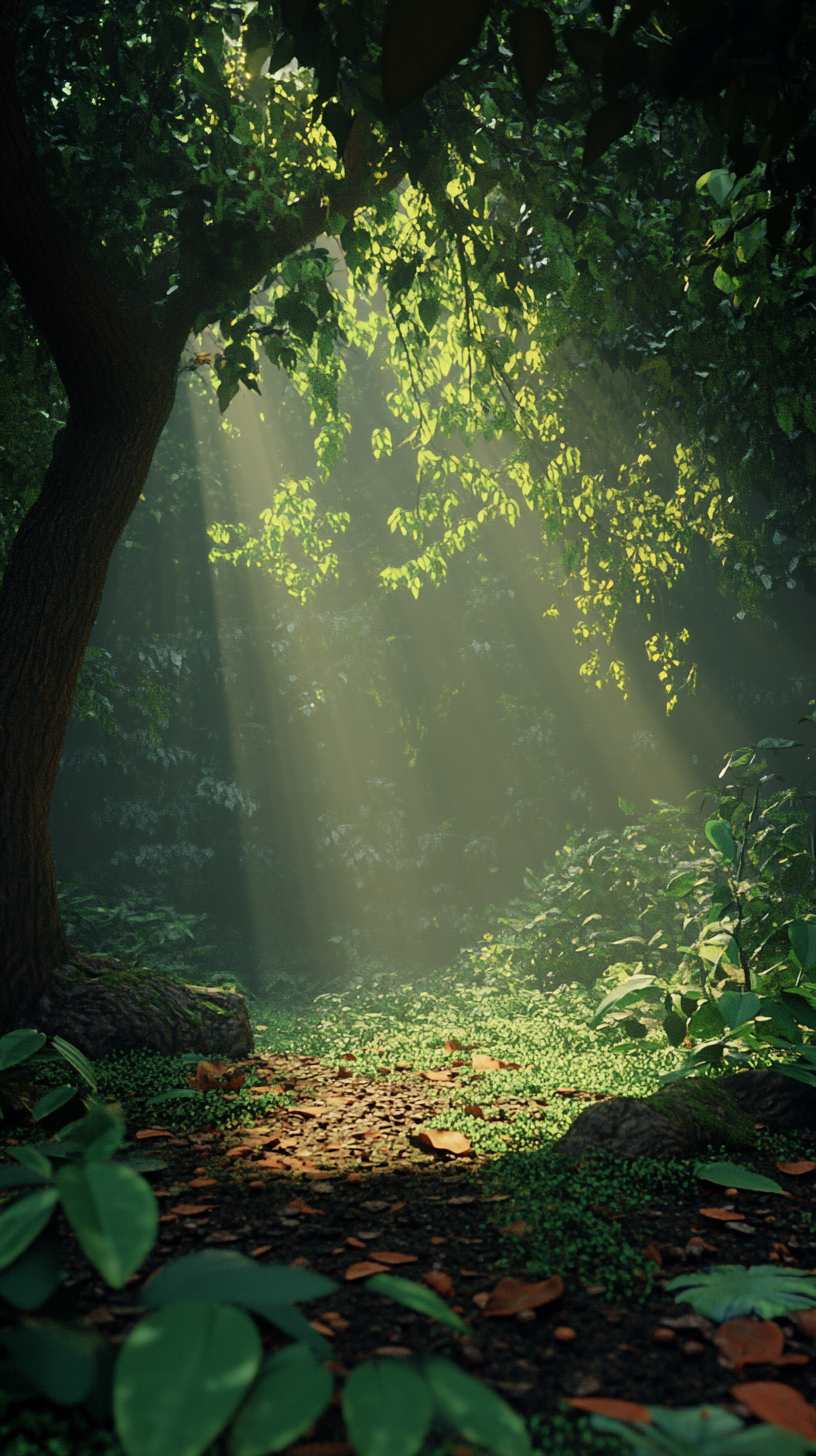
[252,1246,273,1258]
[504,1221,533,1237]
[417,1129,472,1156]
[290,1257,311,1269]
[288,1199,324,1216]
[471,1054,502,1071]
[320,1311,351,1333]
[368,1251,418,1265]
[345,1261,389,1280]
[776,1160,816,1176]
[643,1243,663,1267]
[225,1146,254,1159]
[310,1320,336,1338]
[567,1398,651,1423]
[256,1157,289,1171]
[731,1382,816,1439]
[419,1071,452,1083]
[188,1178,218,1189]
[172,1204,214,1216]
[190,1059,234,1092]
[483,1275,564,1316]
[135,1129,170,1140]
[425,1271,454,1297]
[346,1237,367,1249]
[715,1318,784,1373]
[389,1202,406,1213]
[700,1208,746,1221]
[340,1054,357,1061]
[463,1105,485,1119]
[554,1327,576,1342]
[445,1040,463,1052]
[795,1310,816,1341]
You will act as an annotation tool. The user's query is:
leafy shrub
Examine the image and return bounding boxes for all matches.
[0,1029,97,1123]
[665,1265,816,1323]
[58,881,211,975]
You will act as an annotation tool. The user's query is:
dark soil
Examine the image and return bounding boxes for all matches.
[7,1052,816,1449]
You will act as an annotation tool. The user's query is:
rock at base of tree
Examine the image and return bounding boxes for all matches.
[18,956,253,1061]
[554,1069,816,1161]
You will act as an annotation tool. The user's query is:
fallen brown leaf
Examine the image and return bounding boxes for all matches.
[419,1071,452,1084]
[567,1398,650,1423]
[700,1208,746,1222]
[795,1310,816,1342]
[389,1202,406,1213]
[417,1129,472,1156]
[731,1381,816,1439]
[445,1040,463,1052]
[776,1160,816,1176]
[224,1146,254,1160]
[346,1237,367,1249]
[424,1271,454,1297]
[319,1311,351,1333]
[288,1199,324,1216]
[554,1327,576,1342]
[503,1221,533,1237]
[251,1246,273,1258]
[643,1243,662,1267]
[345,1261,389,1280]
[188,1178,218,1189]
[471,1055,502,1071]
[715,1318,783,1374]
[463,1105,485,1119]
[368,1251,418,1265]
[482,1275,564,1316]
[134,1129,170,1140]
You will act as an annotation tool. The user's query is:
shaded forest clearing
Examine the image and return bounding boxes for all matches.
[6,994,816,1456]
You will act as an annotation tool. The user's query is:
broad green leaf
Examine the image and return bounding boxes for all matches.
[705,819,737,860]
[7,1144,53,1177]
[52,1036,97,1091]
[0,1166,50,1190]
[717,991,760,1029]
[755,737,803,752]
[114,1300,262,1456]
[661,1010,687,1047]
[781,991,816,1031]
[667,871,697,896]
[230,1343,332,1456]
[687,1001,726,1040]
[32,1085,78,1121]
[697,168,734,205]
[0,1187,59,1271]
[790,919,816,972]
[256,1301,332,1356]
[0,1029,46,1072]
[0,1225,62,1310]
[367,1273,469,1333]
[589,975,654,1029]
[695,1160,784,1195]
[343,1359,433,1456]
[2,1319,101,1405]
[424,1357,530,1456]
[121,1154,168,1174]
[759,997,803,1043]
[666,1264,816,1321]
[65,1100,126,1161]
[56,1162,158,1288]
[777,1064,816,1087]
[141,1250,335,1314]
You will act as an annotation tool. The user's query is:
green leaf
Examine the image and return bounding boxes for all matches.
[697,168,734,205]
[590,1403,810,1454]
[589,974,655,1029]
[0,1187,59,1271]
[0,1029,46,1072]
[366,1273,469,1333]
[114,1301,262,1456]
[0,1225,62,1310]
[141,1251,336,1314]
[0,1166,50,1190]
[705,819,737,860]
[56,1162,158,1288]
[255,1301,332,1356]
[790,919,816,972]
[666,1264,816,1321]
[32,1085,79,1121]
[52,1036,97,1092]
[229,1342,333,1456]
[121,1154,169,1174]
[61,1100,125,1161]
[7,1144,53,1177]
[661,1011,687,1048]
[687,1001,726,1040]
[343,1359,433,1456]
[694,1160,784,1195]
[667,872,697,897]
[424,1357,531,1456]
[2,1319,101,1405]
[717,991,760,1030]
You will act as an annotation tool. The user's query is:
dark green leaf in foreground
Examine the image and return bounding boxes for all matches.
[666,1264,816,1322]
[32,1085,79,1121]
[705,818,737,861]
[255,1301,331,1357]
[230,1342,333,1456]
[367,1273,469,1332]
[695,1160,784,1195]
[2,1319,101,1405]
[0,1225,62,1310]
[121,1154,169,1174]
[424,1357,531,1456]
[590,1403,810,1455]
[142,1250,335,1313]
[790,919,816,973]
[7,1144,53,1177]
[0,1166,50,1190]
[114,1300,262,1456]
[717,992,760,1030]
[0,1029,46,1071]
[52,1036,98,1091]
[0,1187,59,1271]
[343,1358,433,1456]
[56,1162,157,1287]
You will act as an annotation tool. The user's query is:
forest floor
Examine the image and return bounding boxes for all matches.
[5,980,816,1455]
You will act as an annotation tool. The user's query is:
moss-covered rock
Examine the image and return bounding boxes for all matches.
[554,1069,814,1160]
[20,955,253,1060]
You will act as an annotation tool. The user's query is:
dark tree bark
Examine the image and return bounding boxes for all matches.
[0,1,404,1030]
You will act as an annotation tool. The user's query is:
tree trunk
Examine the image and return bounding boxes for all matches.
[0,392,175,1026]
